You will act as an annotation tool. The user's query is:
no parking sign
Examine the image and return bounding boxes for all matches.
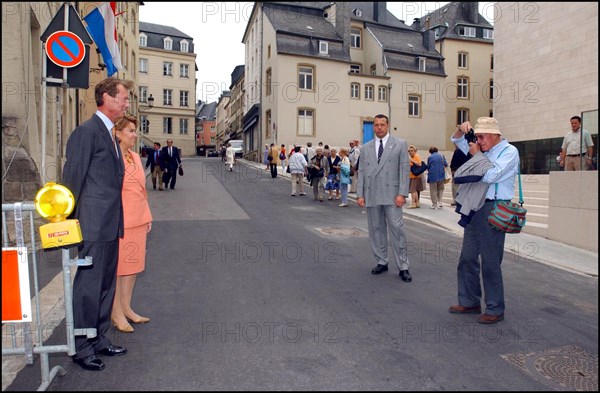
[45,30,86,68]
[40,3,93,88]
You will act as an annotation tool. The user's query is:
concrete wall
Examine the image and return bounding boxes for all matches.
[494,2,598,142]
[548,171,598,252]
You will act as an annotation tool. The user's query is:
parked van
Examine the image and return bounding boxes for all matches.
[229,140,243,158]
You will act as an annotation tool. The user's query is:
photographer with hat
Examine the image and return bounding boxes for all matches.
[448,117,520,325]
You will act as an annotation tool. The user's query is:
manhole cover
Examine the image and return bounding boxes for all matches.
[503,345,598,391]
[315,227,368,237]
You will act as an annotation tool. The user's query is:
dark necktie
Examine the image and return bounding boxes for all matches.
[378,139,383,163]
[155,151,158,161]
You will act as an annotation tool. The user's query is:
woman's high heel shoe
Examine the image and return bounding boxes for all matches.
[112,317,134,333]
[126,315,150,324]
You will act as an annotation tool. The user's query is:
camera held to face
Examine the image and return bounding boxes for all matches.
[464,128,477,144]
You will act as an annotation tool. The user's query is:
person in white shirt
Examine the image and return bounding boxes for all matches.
[448,117,519,325]
[559,115,594,171]
[349,140,361,193]
[288,145,308,196]
[225,143,235,171]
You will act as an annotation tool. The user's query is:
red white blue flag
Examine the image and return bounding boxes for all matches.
[83,2,123,76]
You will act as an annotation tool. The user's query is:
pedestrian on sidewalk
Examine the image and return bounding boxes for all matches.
[349,140,360,193]
[426,146,447,209]
[288,145,308,196]
[357,114,412,283]
[279,144,287,174]
[407,145,425,208]
[308,147,329,201]
[263,144,270,171]
[448,117,519,325]
[161,139,182,190]
[338,147,352,207]
[145,142,165,191]
[325,148,341,200]
[226,143,235,171]
[269,143,280,178]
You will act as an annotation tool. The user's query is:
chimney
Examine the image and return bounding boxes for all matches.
[373,2,386,24]
[413,17,421,31]
[464,2,479,23]
[334,2,350,51]
[422,30,435,51]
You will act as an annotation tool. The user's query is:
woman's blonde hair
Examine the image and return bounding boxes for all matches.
[114,114,138,131]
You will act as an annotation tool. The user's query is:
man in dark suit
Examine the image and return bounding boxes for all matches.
[161,139,182,189]
[357,114,412,282]
[62,77,134,371]
[145,142,165,190]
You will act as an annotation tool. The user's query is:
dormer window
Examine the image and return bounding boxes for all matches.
[418,57,426,72]
[139,33,147,47]
[483,29,494,39]
[180,39,189,53]
[319,40,328,55]
[353,8,362,17]
[458,26,476,37]
[163,37,173,50]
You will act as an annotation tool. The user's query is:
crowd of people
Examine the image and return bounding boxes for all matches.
[261,139,457,211]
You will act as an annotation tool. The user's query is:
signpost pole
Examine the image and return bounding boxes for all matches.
[41,49,48,179]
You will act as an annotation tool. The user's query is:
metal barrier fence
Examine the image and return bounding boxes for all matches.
[2,202,90,391]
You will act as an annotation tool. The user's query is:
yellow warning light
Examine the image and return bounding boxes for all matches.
[35,182,82,249]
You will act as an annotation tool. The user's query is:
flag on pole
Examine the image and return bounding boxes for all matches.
[83,2,123,76]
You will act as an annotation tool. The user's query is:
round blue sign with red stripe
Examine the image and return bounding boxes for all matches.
[45,30,86,68]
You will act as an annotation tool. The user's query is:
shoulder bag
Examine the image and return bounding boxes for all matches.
[410,161,428,176]
[444,166,452,184]
[488,149,526,233]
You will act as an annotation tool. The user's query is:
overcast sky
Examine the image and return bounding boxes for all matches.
[139,2,494,103]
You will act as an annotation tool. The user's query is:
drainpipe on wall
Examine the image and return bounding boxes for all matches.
[388,83,392,130]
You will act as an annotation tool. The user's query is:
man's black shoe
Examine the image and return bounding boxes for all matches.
[97,344,127,357]
[399,270,412,282]
[371,264,388,274]
[73,354,105,371]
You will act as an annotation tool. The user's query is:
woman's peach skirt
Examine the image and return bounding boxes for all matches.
[117,224,147,276]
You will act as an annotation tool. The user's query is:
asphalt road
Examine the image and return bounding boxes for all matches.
[5,158,598,391]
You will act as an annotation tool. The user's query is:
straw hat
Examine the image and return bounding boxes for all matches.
[474,117,501,135]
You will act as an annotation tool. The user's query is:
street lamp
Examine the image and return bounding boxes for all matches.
[139,94,154,111]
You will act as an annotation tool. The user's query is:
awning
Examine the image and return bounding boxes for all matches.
[242,116,258,133]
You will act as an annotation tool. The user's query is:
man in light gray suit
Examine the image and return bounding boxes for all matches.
[62,77,134,371]
[357,114,412,282]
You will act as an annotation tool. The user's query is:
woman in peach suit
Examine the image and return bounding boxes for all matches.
[112,115,153,332]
